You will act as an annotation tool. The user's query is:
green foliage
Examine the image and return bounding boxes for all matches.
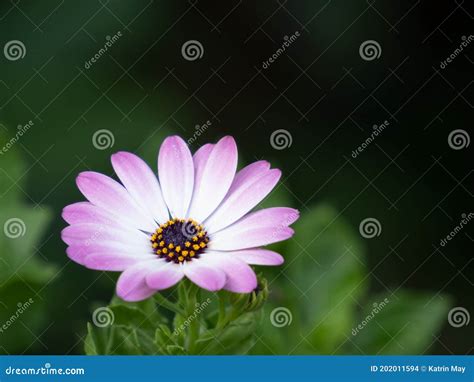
[250,203,451,355]
[350,292,451,354]
[83,201,451,355]
[0,131,57,354]
[84,286,264,355]
[84,299,162,355]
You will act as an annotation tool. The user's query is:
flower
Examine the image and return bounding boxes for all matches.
[61,136,299,301]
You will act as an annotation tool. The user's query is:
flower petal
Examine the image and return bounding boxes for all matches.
[204,252,257,293]
[61,223,150,249]
[65,236,152,266]
[188,136,238,222]
[116,261,159,302]
[208,208,298,251]
[211,207,299,235]
[66,246,88,265]
[84,252,156,271]
[76,171,156,232]
[217,248,284,265]
[145,262,184,290]
[209,226,294,251]
[66,241,152,265]
[158,136,194,218]
[111,152,169,224]
[192,143,214,171]
[183,261,226,291]
[62,202,131,230]
[204,164,281,233]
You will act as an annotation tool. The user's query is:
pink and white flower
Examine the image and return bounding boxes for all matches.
[61,136,298,301]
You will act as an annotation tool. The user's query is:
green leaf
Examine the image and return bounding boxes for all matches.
[351,291,451,354]
[155,324,182,354]
[84,299,163,355]
[165,344,187,355]
[262,204,367,354]
[84,323,112,355]
[195,311,260,354]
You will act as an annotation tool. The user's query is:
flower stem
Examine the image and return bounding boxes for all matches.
[186,282,201,353]
[154,294,185,316]
[216,292,227,329]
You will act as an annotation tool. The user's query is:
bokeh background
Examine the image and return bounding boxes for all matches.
[0,0,472,355]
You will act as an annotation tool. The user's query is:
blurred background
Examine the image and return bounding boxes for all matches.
[0,0,472,355]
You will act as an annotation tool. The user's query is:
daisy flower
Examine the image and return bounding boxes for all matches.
[61,136,299,301]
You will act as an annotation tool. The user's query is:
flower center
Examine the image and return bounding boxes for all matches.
[150,218,209,264]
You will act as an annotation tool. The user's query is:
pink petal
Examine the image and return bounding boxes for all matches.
[84,252,156,271]
[220,248,284,265]
[231,160,270,188]
[209,226,294,251]
[62,202,131,230]
[183,261,226,291]
[212,207,299,235]
[65,237,152,266]
[145,262,184,290]
[116,261,159,302]
[193,143,214,171]
[158,136,194,218]
[76,171,156,232]
[66,246,88,265]
[188,136,238,222]
[61,223,150,249]
[204,253,257,293]
[204,165,282,233]
[111,152,169,224]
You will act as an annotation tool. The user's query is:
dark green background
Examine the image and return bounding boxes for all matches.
[0,1,472,354]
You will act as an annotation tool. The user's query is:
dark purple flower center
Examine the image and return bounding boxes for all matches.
[150,218,209,264]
